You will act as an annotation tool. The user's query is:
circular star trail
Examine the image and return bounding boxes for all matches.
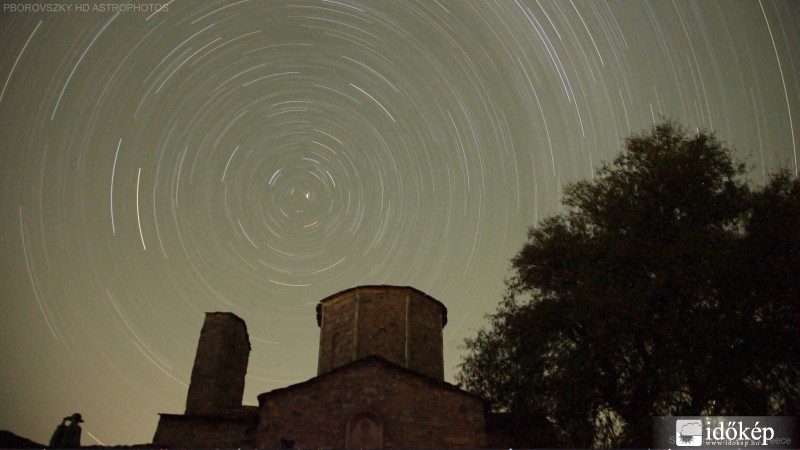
[1,0,798,445]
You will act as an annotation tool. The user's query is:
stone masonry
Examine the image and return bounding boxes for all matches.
[316,285,446,380]
[152,286,489,448]
[257,356,486,448]
[185,312,250,415]
[152,312,258,448]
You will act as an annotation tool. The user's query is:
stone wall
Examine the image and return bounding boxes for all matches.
[406,291,445,379]
[257,357,486,448]
[185,312,250,415]
[317,290,357,375]
[316,286,446,380]
[151,290,491,449]
[355,288,407,368]
[151,408,259,448]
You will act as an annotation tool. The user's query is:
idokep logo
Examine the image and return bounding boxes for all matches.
[676,419,703,446]
[654,416,798,449]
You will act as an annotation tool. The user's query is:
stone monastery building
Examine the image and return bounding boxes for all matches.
[151,285,489,448]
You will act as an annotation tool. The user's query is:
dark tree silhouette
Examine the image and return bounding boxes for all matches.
[457,123,800,447]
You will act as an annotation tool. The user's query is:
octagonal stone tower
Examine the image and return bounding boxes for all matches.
[315,285,447,380]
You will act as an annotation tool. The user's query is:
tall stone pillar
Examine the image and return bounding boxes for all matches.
[185,312,250,415]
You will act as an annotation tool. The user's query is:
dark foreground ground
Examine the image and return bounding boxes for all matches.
[0,429,152,449]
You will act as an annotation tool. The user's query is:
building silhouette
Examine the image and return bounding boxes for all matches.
[151,285,488,448]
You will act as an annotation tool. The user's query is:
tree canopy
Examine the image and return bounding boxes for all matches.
[457,123,800,448]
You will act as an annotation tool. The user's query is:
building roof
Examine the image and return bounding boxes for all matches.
[315,285,448,326]
[256,355,485,406]
[157,405,260,423]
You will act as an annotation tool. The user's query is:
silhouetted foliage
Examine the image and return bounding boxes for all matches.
[457,123,800,447]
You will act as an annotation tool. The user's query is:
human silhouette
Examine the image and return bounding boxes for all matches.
[48,413,82,448]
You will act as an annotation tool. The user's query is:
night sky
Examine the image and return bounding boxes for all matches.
[1,0,798,445]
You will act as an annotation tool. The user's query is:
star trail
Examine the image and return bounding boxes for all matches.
[1,0,798,445]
